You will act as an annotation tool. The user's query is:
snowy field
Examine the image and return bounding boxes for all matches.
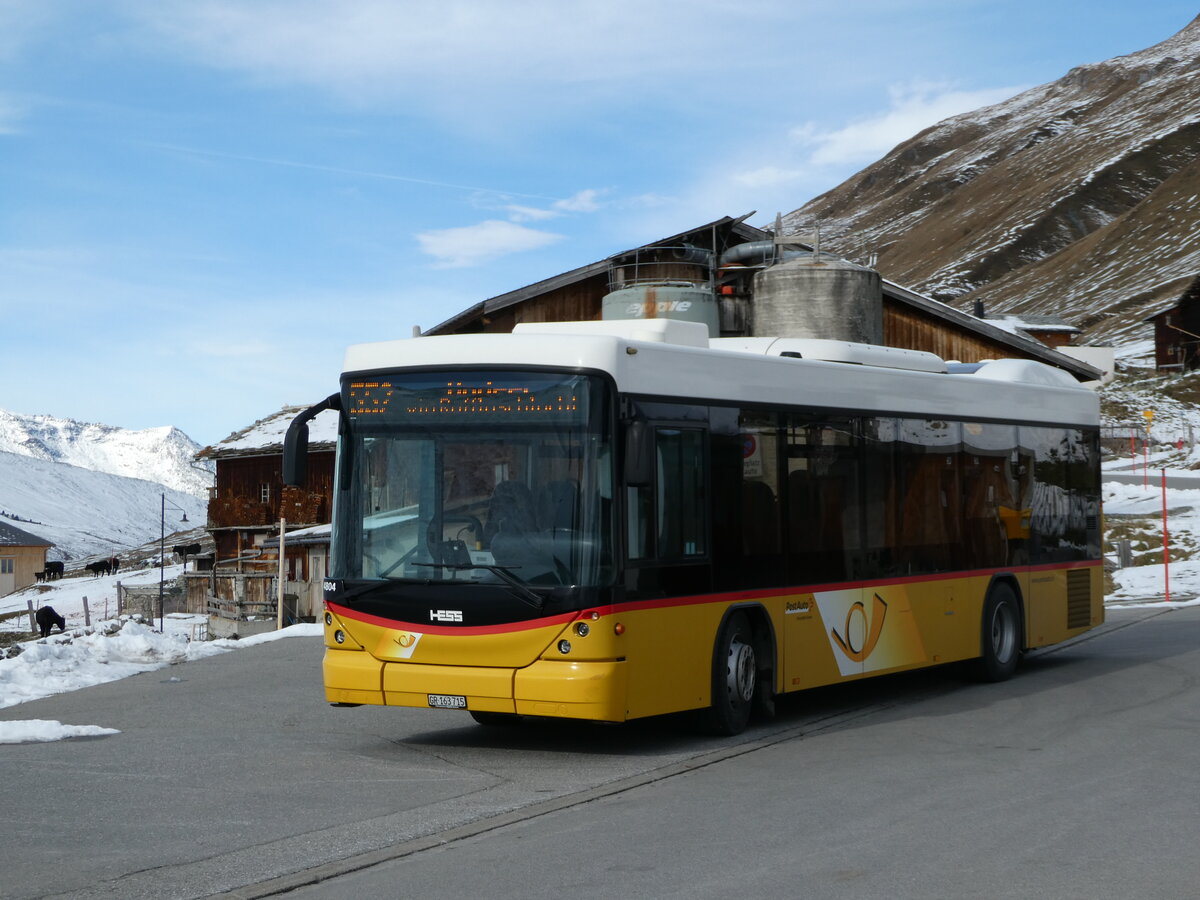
[3,460,1200,746]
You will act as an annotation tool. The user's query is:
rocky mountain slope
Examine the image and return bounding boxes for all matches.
[783,15,1200,346]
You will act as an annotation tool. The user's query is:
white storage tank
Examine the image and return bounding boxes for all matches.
[601,284,720,336]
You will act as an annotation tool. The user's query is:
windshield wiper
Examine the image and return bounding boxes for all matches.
[412,562,544,610]
[329,580,401,605]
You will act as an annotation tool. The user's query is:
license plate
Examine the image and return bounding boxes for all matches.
[428,694,467,709]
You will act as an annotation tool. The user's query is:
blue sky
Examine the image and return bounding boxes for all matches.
[1,1,1195,447]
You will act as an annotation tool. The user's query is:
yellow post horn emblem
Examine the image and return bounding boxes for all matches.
[831,594,888,662]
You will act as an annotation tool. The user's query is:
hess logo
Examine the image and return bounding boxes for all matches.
[430,609,463,623]
[831,593,888,662]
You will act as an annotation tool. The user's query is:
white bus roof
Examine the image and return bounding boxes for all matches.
[342,320,1098,427]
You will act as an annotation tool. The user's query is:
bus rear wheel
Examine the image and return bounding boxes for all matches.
[704,611,756,735]
[974,583,1021,682]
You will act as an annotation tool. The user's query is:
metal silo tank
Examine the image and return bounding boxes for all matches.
[751,253,883,343]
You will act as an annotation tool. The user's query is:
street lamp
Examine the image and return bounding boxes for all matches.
[159,493,190,632]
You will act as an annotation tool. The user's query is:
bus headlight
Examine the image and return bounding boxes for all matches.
[557,639,572,655]
[334,630,346,644]
[325,612,333,626]
[574,621,590,637]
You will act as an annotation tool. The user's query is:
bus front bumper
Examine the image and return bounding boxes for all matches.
[324,649,628,722]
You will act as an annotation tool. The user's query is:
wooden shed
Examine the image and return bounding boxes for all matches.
[1146,276,1200,372]
[0,520,52,597]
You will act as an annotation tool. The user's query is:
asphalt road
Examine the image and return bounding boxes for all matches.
[2,605,1197,899]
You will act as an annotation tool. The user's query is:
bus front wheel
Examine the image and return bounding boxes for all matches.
[704,611,756,735]
[975,583,1022,682]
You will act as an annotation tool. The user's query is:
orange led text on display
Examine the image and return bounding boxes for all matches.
[348,381,578,416]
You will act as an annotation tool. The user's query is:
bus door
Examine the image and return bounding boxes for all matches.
[621,418,713,717]
[624,422,710,599]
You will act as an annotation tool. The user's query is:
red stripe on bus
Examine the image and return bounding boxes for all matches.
[327,559,1100,635]
[326,601,577,636]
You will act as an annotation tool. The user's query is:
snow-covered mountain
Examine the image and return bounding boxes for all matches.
[0,409,212,498]
[0,451,207,562]
[0,409,213,562]
[783,15,1200,346]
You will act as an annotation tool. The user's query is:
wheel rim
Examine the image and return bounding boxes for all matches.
[727,638,756,704]
[990,602,1017,663]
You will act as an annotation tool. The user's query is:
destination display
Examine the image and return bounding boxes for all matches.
[344,372,595,424]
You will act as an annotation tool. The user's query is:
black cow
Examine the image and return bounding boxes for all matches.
[85,560,112,577]
[35,606,66,637]
[35,570,46,583]
[44,561,64,580]
[110,557,120,574]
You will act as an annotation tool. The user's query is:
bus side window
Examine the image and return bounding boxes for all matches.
[656,428,707,558]
[626,426,708,562]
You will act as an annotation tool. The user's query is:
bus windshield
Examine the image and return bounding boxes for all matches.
[330,370,613,590]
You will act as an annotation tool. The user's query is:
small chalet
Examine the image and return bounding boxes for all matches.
[970,302,1081,350]
[1146,276,1200,372]
[194,405,339,577]
[0,520,53,597]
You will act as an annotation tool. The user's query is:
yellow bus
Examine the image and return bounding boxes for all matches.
[284,318,1102,735]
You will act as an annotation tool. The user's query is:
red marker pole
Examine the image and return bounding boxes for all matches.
[1162,470,1170,604]
[1143,439,1149,488]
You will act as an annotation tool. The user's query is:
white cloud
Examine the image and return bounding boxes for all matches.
[554,189,604,213]
[125,2,741,103]
[792,81,1026,168]
[505,204,561,223]
[415,220,564,269]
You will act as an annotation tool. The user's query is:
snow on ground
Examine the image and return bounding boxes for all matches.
[1,563,321,745]
[0,621,321,745]
[1103,468,1200,605]
[1,559,190,627]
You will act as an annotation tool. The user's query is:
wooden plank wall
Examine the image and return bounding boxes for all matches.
[884,303,1023,363]
[474,275,607,333]
[208,452,334,529]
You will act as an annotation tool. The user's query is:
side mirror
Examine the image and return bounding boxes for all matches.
[282,421,309,486]
[282,393,341,487]
[624,420,652,487]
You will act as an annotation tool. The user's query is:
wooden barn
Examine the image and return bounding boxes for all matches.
[194,405,338,576]
[426,214,1101,382]
[0,520,52,597]
[1146,275,1200,372]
